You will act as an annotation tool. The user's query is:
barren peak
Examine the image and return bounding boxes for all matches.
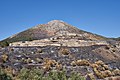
[47,20,66,27]
[47,20,64,24]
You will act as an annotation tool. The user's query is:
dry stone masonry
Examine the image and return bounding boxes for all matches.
[10,33,109,47]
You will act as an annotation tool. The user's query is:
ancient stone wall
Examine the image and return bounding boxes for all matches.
[9,39,108,47]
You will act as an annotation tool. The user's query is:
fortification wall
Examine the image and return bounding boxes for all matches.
[9,39,108,47]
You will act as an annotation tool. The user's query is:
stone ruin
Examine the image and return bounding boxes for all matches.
[9,33,109,47]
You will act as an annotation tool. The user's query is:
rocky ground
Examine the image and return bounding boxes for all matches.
[0,44,120,80]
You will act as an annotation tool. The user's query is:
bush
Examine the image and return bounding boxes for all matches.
[0,41,9,47]
[0,68,12,80]
[93,68,104,79]
[16,68,85,80]
[87,73,95,80]
[95,60,105,66]
[113,69,120,76]
[0,66,85,80]
[56,63,62,70]
[1,54,8,62]
[93,68,113,79]
[17,68,44,80]
[69,72,85,80]
[43,58,63,71]
[48,70,67,80]
[90,63,99,69]
[76,59,90,66]
[59,48,70,55]
[17,68,30,80]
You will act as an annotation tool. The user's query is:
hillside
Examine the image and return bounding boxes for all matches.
[0,20,107,47]
[0,20,120,80]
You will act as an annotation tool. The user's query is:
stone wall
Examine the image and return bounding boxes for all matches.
[9,39,109,47]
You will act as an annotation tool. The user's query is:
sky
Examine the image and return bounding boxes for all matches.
[0,0,120,40]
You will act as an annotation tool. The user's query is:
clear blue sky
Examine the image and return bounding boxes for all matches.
[0,0,120,40]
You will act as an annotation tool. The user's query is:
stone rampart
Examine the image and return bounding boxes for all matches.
[9,39,108,47]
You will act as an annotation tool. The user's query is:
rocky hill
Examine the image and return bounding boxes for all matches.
[0,20,120,80]
[0,20,107,47]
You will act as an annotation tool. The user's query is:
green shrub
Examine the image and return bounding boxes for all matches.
[17,68,85,80]
[17,68,30,80]
[0,67,85,80]
[48,70,67,80]
[0,41,9,47]
[69,72,85,80]
[0,68,12,80]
